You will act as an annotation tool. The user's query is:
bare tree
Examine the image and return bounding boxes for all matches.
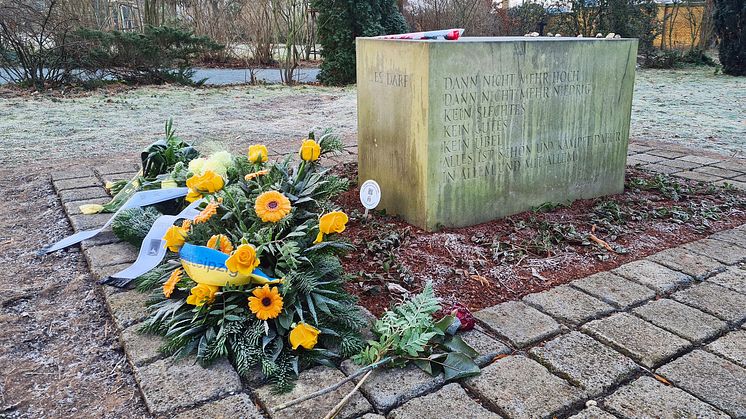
[0,0,79,89]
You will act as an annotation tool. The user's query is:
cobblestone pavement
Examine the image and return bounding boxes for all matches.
[51,146,746,418]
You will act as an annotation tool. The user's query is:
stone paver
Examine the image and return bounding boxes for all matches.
[568,406,616,419]
[58,186,109,202]
[581,313,690,368]
[678,155,722,165]
[611,260,692,293]
[657,158,702,170]
[639,163,681,174]
[258,366,372,419]
[339,361,443,413]
[51,167,95,181]
[63,197,109,216]
[80,230,122,251]
[53,176,103,191]
[712,159,746,173]
[682,238,746,265]
[694,165,743,179]
[632,299,728,343]
[603,376,729,419]
[571,272,655,309]
[672,282,746,323]
[84,242,138,268]
[706,330,746,368]
[90,262,132,283]
[658,350,746,417]
[673,170,723,183]
[647,247,724,280]
[136,357,242,415]
[120,322,164,367]
[529,331,639,396]
[629,153,666,164]
[172,393,264,419]
[474,301,561,348]
[69,213,112,231]
[463,355,584,419]
[104,290,150,330]
[388,383,498,419]
[709,225,746,248]
[459,328,512,367]
[647,149,687,159]
[708,266,746,294]
[522,285,615,325]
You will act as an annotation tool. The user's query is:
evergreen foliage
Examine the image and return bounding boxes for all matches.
[71,25,223,86]
[112,206,162,246]
[713,0,746,76]
[313,0,408,85]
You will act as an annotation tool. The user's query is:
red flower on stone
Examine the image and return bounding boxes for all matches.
[451,303,475,331]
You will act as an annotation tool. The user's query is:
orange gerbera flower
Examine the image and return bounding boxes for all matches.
[206,234,234,254]
[254,191,291,223]
[194,199,221,224]
[162,268,183,298]
[245,169,270,182]
[248,285,283,320]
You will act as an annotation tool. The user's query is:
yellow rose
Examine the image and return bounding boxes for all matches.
[225,244,260,275]
[163,225,188,252]
[185,189,203,203]
[289,322,320,350]
[248,144,269,163]
[186,283,220,306]
[186,170,224,194]
[79,204,104,214]
[299,139,321,162]
[314,211,349,244]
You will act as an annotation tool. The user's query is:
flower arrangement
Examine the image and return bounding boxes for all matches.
[136,131,366,391]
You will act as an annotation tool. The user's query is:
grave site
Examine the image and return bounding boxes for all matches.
[1,2,745,418]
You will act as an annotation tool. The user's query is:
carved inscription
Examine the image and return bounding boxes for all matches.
[438,70,616,183]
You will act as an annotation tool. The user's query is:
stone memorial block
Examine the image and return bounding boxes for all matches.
[357,37,638,230]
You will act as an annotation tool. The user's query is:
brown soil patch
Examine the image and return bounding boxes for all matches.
[332,164,746,317]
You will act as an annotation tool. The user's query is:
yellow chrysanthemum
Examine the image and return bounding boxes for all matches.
[314,211,349,244]
[225,243,260,275]
[248,285,283,320]
[289,322,320,350]
[186,283,220,307]
[245,169,269,182]
[254,191,291,223]
[194,199,221,224]
[248,144,269,163]
[163,268,183,298]
[206,234,234,254]
[299,139,321,161]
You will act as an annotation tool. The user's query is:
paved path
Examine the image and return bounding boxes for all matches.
[50,147,746,418]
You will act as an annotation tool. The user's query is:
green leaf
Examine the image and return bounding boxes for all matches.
[442,352,480,381]
[442,335,479,359]
[433,315,456,335]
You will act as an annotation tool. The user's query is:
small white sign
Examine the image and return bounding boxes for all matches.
[359,180,381,210]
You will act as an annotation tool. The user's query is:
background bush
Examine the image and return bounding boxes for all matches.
[713,0,745,76]
[71,25,223,86]
[313,0,408,86]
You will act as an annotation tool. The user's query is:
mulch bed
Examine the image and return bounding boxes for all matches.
[331,164,746,316]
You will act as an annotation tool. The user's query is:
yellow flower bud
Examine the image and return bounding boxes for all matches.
[248,144,269,163]
[299,139,321,162]
[289,322,320,350]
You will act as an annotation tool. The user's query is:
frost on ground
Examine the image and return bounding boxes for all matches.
[1,67,743,170]
[632,67,745,155]
[0,173,150,418]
